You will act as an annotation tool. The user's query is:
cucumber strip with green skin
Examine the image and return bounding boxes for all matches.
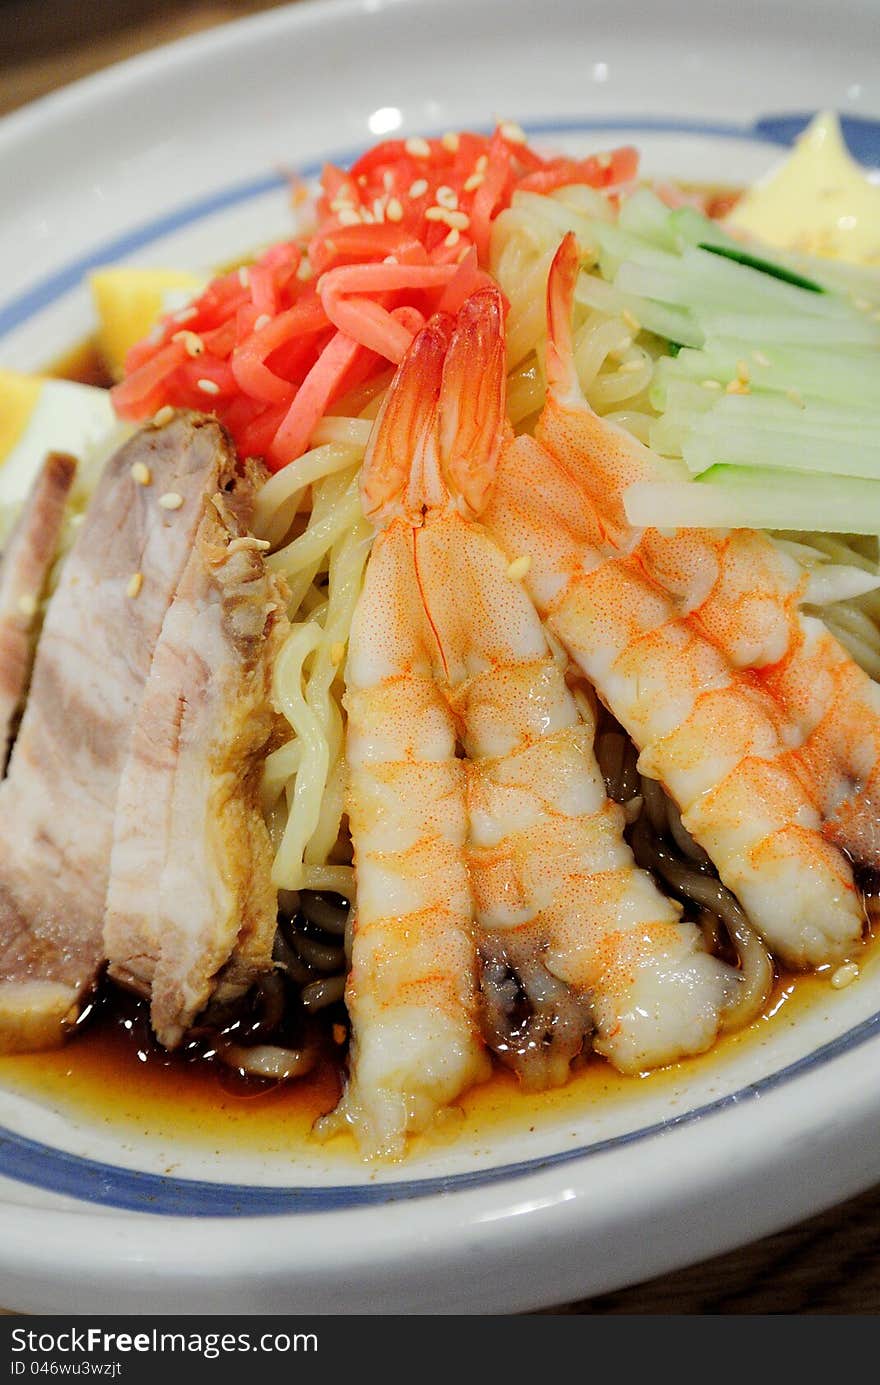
[615,246,851,318]
[663,203,878,302]
[660,338,880,406]
[669,206,739,251]
[574,271,702,346]
[593,218,850,317]
[708,464,880,495]
[682,427,880,479]
[780,250,880,305]
[648,417,695,457]
[619,194,880,302]
[700,312,880,346]
[683,413,880,449]
[698,393,880,431]
[698,242,825,293]
[572,195,880,521]
[649,373,719,416]
[624,467,880,535]
[618,188,681,249]
[591,221,673,269]
[593,194,879,308]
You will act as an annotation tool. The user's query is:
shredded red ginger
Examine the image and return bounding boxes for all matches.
[112,127,637,472]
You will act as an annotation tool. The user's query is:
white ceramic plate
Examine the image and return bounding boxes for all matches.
[2,0,880,1316]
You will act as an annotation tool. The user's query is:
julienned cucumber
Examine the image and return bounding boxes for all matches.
[697,243,825,294]
[624,467,880,536]
[576,188,880,533]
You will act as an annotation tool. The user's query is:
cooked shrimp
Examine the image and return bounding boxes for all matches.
[637,527,880,868]
[318,322,490,1160]
[539,233,880,873]
[365,296,743,1080]
[473,252,866,969]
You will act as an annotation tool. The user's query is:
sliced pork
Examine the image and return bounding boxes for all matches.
[0,414,237,1052]
[0,452,76,765]
[105,464,288,1048]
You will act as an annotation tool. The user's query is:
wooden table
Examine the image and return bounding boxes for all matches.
[1,0,877,1317]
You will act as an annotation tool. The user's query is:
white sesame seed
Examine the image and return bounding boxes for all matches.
[408,178,429,199]
[507,555,532,581]
[752,350,771,367]
[424,207,470,229]
[831,961,860,990]
[786,387,806,409]
[337,207,362,226]
[254,313,272,333]
[158,491,184,511]
[152,405,175,427]
[405,136,431,158]
[126,572,143,599]
[444,227,461,248]
[435,185,458,210]
[596,151,612,169]
[499,120,527,145]
[441,132,460,152]
[238,265,250,288]
[330,641,346,666]
[16,593,37,618]
[130,461,152,486]
[372,198,386,223]
[463,171,485,193]
[330,196,355,214]
[386,197,404,223]
[383,254,398,265]
[172,305,198,324]
[475,154,489,174]
[701,379,722,391]
[382,170,395,192]
[197,378,221,396]
[172,329,204,357]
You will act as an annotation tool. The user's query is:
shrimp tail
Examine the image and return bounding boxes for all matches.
[539,231,672,542]
[545,231,585,410]
[360,313,454,526]
[439,286,509,519]
[363,287,511,527]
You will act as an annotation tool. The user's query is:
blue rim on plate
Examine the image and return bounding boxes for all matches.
[1,112,879,1218]
[4,111,878,344]
[2,1005,880,1216]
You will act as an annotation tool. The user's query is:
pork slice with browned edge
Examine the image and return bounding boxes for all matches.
[0,452,76,766]
[0,414,236,1052]
[105,463,288,1048]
